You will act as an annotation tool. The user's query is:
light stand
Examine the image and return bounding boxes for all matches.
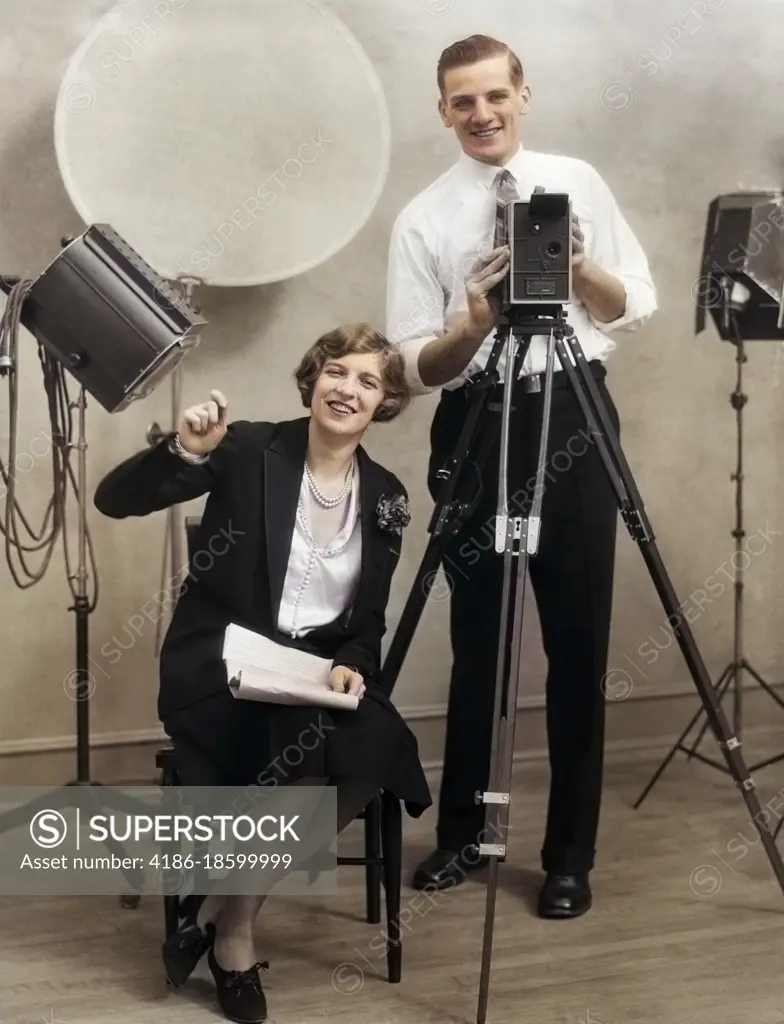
[0,226,205,901]
[73,383,94,786]
[0,312,145,898]
[635,305,784,808]
[635,192,784,812]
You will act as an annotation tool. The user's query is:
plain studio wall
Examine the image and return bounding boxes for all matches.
[2,0,784,784]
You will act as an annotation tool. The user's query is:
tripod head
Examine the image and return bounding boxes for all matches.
[497,301,568,332]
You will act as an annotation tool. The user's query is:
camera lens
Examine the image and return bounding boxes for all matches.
[546,241,562,257]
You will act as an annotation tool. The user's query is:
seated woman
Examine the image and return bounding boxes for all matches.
[93,322,432,1024]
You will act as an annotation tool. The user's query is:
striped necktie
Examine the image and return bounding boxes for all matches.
[490,168,520,310]
[493,168,520,248]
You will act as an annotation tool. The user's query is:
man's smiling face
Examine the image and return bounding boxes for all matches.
[439,54,530,166]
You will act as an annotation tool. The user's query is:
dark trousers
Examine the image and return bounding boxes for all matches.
[427,363,620,874]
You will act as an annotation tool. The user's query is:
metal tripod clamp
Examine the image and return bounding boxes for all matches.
[476,790,510,857]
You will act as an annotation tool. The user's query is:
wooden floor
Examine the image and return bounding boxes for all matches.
[3,749,784,1024]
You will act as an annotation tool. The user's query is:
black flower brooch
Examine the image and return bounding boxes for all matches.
[376,493,411,536]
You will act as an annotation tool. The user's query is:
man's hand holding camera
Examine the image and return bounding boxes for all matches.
[464,244,511,337]
[415,246,511,388]
[568,212,626,321]
[571,213,585,270]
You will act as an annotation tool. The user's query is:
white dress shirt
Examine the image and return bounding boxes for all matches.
[276,464,362,639]
[385,145,657,394]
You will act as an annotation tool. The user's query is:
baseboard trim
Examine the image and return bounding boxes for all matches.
[419,732,694,776]
[1,676,781,760]
[0,727,166,758]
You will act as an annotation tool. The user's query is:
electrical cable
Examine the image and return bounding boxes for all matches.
[0,280,98,609]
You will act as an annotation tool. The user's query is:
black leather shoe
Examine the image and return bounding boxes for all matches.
[537,873,592,919]
[162,917,215,987]
[208,945,269,1023]
[412,846,485,891]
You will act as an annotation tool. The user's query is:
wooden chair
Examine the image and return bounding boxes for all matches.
[155,516,403,982]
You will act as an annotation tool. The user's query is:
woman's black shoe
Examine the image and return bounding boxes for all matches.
[162,918,215,987]
[208,945,269,1023]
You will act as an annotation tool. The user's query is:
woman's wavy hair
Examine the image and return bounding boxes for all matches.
[294,323,411,424]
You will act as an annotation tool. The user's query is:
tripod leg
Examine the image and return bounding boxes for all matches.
[477,858,501,1024]
[633,698,715,810]
[0,784,146,895]
[555,331,784,896]
[744,656,784,769]
[633,665,735,810]
[0,789,75,835]
[380,539,449,693]
[82,784,146,895]
[380,379,506,694]
[477,511,530,1024]
[477,327,549,1024]
[380,325,534,697]
[684,663,734,760]
[0,782,149,834]
[742,660,784,713]
[84,781,163,815]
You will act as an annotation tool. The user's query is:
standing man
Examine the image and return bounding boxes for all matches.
[386,34,657,918]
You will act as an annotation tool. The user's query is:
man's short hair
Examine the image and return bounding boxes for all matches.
[294,322,411,423]
[437,34,524,96]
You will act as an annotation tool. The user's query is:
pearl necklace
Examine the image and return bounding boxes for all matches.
[305,458,355,509]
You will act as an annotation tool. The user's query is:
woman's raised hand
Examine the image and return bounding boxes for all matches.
[177,389,228,455]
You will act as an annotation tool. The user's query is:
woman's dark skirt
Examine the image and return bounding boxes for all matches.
[162,682,432,819]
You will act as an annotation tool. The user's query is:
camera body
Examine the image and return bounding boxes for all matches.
[506,191,572,305]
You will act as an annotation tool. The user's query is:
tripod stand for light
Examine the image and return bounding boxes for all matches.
[378,300,784,1024]
[0,228,204,900]
[0,275,145,899]
[635,302,784,812]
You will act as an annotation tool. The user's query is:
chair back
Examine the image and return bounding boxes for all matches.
[173,516,202,604]
[184,515,201,566]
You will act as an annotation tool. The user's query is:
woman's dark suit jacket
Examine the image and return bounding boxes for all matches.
[93,415,408,723]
